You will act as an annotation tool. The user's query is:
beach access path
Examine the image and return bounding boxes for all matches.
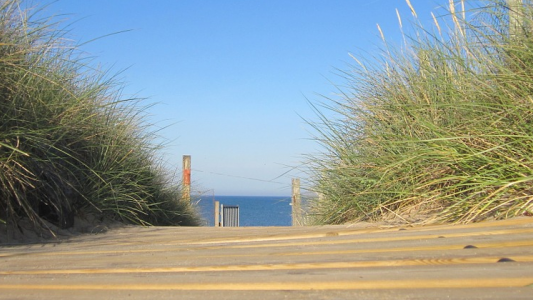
[1,217,533,299]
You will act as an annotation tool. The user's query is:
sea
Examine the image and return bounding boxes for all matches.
[195,196,293,227]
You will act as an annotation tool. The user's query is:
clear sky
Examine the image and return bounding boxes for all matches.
[39,0,452,196]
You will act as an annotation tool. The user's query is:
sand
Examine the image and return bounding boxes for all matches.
[0,213,127,245]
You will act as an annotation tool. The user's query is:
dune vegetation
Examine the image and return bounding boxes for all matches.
[307,0,533,225]
[0,0,200,234]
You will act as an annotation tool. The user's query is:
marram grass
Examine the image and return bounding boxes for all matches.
[0,0,200,233]
[307,0,533,225]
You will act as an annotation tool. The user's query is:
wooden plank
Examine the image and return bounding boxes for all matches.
[1,277,532,291]
[2,255,533,275]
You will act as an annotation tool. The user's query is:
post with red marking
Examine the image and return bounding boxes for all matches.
[292,178,301,226]
[182,155,191,202]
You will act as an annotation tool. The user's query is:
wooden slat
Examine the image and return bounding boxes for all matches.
[1,277,532,291]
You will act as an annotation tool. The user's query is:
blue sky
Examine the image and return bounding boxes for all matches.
[40,0,452,196]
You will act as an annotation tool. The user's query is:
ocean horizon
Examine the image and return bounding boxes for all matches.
[195,195,293,227]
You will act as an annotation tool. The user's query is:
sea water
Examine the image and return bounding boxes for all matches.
[195,196,292,227]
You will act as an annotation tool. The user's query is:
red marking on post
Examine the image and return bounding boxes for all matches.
[183,169,191,185]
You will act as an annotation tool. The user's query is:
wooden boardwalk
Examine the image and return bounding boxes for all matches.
[1,217,533,299]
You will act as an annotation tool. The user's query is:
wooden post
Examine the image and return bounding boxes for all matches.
[220,204,224,228]
[214,201,220,227]
[182,155,191,202]
[508,0,522,40]
[292,178,301,226]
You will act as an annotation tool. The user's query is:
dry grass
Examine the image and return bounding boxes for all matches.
[0,0,200,234]
[307,0,533,225]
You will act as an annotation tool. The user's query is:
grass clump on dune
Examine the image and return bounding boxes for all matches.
[0,0,200,234]
[307,0,533,225]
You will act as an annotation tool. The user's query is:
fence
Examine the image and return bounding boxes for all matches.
[220,204,239,227]
[183,155,303,227]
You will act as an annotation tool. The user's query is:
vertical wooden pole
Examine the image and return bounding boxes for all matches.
[182,155,191,202]
[220,204,224,227]
[292,178,301,226]
[214,200,220,227]
[508,0,522,40]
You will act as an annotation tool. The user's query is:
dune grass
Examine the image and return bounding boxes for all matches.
[0,0,200,233]
[307,0,533,225]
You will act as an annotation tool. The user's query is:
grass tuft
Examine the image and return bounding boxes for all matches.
[307,0,533,225]
[0,0,200,233]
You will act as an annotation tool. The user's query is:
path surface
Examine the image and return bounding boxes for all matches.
[1,218,533,299]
